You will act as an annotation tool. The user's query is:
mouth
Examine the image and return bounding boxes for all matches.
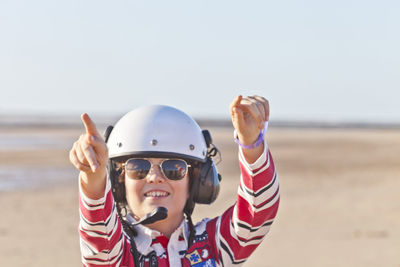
[144,190,170,198]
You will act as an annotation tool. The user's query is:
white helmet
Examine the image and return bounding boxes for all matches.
[107,105,208,162]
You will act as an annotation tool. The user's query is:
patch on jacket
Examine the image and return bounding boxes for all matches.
[185,245,216,267]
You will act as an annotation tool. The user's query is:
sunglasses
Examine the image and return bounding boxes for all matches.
[122,158,190,181]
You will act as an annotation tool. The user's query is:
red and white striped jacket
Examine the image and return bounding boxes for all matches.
[79,143,280,267]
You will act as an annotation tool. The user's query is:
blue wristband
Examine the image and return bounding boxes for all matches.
[234,122,268,149]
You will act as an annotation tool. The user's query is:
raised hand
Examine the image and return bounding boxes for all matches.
[69,113,108,198]
[230,95,269,163]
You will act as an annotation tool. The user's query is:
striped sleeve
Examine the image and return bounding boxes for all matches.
[211,142,280,266]
[78,174,125,267]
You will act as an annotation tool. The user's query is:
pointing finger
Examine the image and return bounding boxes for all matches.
[81,113,100,137]
[88,134,108,162]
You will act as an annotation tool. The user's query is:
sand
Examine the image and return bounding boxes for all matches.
[0,125,399,267]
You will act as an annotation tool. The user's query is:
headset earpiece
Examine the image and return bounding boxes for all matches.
[191,158,220,204]
[184,157,221,215]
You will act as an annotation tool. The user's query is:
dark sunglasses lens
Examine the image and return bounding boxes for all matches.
[161,159,187,180]
[125,159,151,180]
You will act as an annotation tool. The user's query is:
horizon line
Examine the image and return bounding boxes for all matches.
[1,115,400,130]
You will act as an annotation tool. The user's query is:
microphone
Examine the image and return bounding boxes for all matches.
[124,207,168,266]
[126,207,168,227]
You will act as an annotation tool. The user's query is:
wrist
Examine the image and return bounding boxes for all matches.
[80,170,107,200]
[234,122,268,150]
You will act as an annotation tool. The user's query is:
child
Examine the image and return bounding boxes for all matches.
[69,95,280,267]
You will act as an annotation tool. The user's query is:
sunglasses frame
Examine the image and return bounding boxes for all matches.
[122,158,191,181]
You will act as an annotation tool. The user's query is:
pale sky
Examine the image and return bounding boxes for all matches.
[1,0,399,123]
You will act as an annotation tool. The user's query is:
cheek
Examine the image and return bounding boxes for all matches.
[125,178,142,202]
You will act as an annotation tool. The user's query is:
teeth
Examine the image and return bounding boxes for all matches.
[145,191,168,197]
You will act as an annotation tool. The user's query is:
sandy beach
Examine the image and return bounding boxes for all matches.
[0,125,399,266]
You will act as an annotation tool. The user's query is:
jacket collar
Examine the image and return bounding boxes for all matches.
[132,219,189,254]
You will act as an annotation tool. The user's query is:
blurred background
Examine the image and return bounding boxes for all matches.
[0,1,399,266]
[1,0,400,123]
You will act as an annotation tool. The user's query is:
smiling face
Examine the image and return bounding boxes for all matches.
[124,158,189,231]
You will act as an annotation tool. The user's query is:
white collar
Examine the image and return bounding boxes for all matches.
[131,219,189,254]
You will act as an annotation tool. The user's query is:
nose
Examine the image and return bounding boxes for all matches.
[146,164,166,184]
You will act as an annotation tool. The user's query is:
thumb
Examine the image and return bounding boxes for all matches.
[232,106,245,128]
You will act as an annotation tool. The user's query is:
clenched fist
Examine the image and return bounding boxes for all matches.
[230,95,269,163]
